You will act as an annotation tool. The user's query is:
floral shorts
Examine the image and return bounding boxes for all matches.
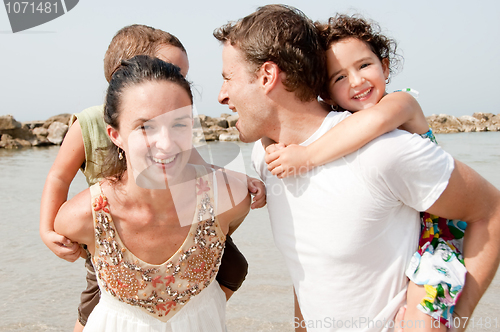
[405,213,467,327]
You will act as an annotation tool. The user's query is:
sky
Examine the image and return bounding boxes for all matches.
[1,0,499,122]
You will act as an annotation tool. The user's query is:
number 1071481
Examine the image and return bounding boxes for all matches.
[5,2,58,14]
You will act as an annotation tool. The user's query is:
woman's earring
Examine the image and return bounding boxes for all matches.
[118,147,124,160]
[331,104,339,111]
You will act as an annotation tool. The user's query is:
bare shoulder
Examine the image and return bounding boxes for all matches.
[212,168,250,232]
[54,188,94,245]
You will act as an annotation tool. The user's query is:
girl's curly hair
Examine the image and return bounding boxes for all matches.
[316,14,403,83]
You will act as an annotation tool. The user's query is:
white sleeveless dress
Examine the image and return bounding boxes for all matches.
[84,166,227,332]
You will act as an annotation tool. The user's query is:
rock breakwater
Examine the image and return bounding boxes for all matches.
[426,113,500,133]
[2,112,499,149]
[0,114,71,149]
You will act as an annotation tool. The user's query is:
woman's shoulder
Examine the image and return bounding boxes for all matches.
[211,168,250,230]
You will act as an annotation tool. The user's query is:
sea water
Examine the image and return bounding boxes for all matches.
[0,132,499,331]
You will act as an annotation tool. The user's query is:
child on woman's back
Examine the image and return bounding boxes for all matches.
[265,14,466,330]
[40,24,265,332]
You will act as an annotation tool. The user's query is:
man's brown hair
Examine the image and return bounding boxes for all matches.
[213,4,327,102]
[104,24,186,83]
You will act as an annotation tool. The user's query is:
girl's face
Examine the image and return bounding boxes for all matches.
[110,80,193,187]
[326,37,390,112]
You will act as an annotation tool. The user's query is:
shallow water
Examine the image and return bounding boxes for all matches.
[0,133,499,331]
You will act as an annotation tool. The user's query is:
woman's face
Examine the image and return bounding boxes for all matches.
[113,80,193,187]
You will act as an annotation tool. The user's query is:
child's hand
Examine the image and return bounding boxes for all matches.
[265,143,313,178]
[41,230,83,262]
[246,176,266,209]
[394,305,406,332]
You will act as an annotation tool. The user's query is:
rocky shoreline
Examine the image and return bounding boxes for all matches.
[427,112,500,134]
[1,112,499,149]
[0,114,72,149]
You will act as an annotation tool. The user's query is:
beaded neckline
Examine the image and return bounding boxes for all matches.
[90,166,226,321]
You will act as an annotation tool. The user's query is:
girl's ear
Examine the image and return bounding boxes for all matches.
[382,58,390,80]
[107,125,123,149]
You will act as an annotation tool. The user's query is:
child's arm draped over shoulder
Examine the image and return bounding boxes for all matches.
[39,120,87,261]
[266,92,429,178]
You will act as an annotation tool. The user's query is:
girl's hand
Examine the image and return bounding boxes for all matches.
[265,143,313,178]
[394,305,406,332]
[246,176,266,209]
[40,230,83,262]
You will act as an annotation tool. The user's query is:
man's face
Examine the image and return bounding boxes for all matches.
[217,43,268,143]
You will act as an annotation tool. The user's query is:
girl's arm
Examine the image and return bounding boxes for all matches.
[266,92,428,178]
[39,120,86,261]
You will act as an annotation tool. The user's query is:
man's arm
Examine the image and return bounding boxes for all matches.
[426,160,500,330]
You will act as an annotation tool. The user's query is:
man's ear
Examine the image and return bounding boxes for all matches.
[319,88,335,106]
[259,61,280,94]
[107,125,123,149]
[320,95,335,106]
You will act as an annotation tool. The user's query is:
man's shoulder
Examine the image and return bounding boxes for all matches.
[318,110,351,133]
[251,139,265,164]
[353,129,453,182]
[343,129,446,179]
[359,129,423,156]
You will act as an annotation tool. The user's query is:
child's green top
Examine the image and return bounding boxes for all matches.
[70,105,110,186]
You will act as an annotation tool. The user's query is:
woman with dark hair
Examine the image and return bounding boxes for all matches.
[54,55,250,331]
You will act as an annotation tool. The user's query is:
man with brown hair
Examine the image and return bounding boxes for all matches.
[215,5,500,331]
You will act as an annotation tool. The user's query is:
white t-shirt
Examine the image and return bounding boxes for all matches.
[252,111,454,332]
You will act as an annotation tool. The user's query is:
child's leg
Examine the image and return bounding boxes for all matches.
[406,214,467,329]
[215,235,248,300]
[73,320,84,332]
[76,255,100,330]
[404,281,446,331]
